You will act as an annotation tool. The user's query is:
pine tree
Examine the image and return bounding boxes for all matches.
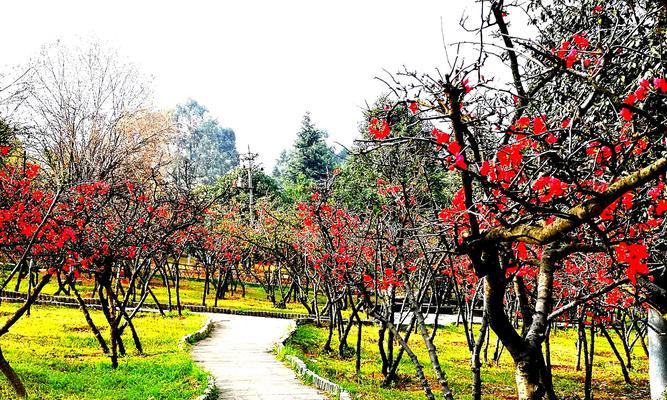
[275,112,335,184]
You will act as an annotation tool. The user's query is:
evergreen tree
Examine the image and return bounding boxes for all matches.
[173,99,239,185]
[274,112,335,185]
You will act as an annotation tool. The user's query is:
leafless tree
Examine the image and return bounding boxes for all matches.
[18,40,157,184]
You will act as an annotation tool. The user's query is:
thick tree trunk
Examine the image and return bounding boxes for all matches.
[340,298,362,357]
[648,307,667,400]
[479,245,556,400]
[324,302,335,352]
[514,349,547,400]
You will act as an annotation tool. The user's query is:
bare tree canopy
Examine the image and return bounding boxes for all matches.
[18,40,154,183]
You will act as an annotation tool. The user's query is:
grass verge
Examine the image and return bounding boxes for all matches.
[5,275,312,316]
[283,322,650,400]
[0,303,208,400]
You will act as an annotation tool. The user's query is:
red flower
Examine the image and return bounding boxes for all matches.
[532,176,568,202]
[461,79,473,93]
[532,115,547,135]
[432,128,450,145]
[514,116,531,130]
[408,101,419,115]
[635,86,649,101]
[516,242,529,260]
[624,93,636,105]
[654,77,667,93]
[505,265,519,278]
[621,192,633,209]
[448,141,462,155]
[556,41,570,59]
[369,118,391,139]
[655,199,667,216]
[565,49,579,69]
[633,79,650,101]
[25,164,40,180]
[615,242,649,285]
[572,33,589,49]
[497,143,524,169]
[453,154,468,170]
[0,146,10,156]
[479,161,491,177]
[619,107,633,122]
[544,133,558,144]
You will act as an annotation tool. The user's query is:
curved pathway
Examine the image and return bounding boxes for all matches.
[191,313,328,400]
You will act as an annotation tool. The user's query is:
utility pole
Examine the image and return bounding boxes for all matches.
[238,145,259,223]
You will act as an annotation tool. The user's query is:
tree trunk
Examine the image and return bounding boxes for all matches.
[383,315,416,387]
[378,323,390,377]
[411,300,454,400]
[472,314,489,400]
[584,320,595,400]
[0,347,26,398]
[71,282,109,353]
[355,312,362,378]
[648,307,667,400]
[0,274,52,336]
[514,350,547,400]
[600,325,631,384]
[382,318,436,400]
[175,262,182,316]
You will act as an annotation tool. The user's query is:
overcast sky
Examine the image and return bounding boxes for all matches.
[1,0,478,170]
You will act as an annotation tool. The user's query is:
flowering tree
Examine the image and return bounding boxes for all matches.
[362,0,667,398]
[0,146,68,397]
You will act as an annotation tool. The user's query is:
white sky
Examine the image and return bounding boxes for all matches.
[1,0,479,171]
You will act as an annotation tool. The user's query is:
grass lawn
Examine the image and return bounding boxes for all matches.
[0,303,208,400]
[4,273,312,315]
[282,323,650,400]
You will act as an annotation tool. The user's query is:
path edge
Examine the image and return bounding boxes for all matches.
[180,317,218,400]
[275,319,352,400]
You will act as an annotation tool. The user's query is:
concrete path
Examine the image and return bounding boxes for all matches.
[191,314,329,400]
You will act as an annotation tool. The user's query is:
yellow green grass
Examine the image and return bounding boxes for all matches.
[0,303,208,399]
[282,323,650,400]
[5,273,311,315]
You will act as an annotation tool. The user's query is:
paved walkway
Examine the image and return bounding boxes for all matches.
[191,314,329,400]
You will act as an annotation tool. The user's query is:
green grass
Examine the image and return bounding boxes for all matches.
[0,303,209,400]
[4,273,313,315]
[282,323,650,400]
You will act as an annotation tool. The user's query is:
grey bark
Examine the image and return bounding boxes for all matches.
[649,307,667,400]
